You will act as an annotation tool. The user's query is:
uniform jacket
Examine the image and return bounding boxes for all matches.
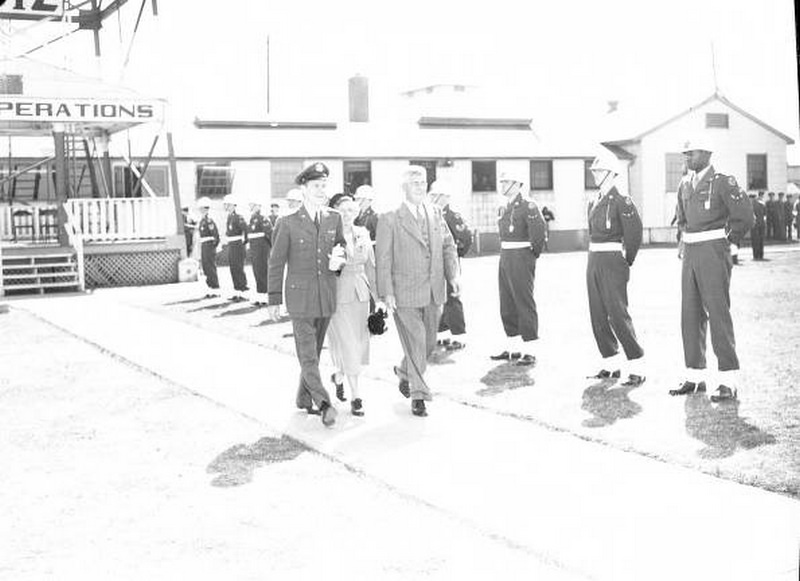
[198,215,219,246]
[267,205,346,317]
[376,201,459,308]
[443,204,473,257]
[225,211,249,243]
[498,193,547,257]
[354,205,379,241]
[248,210,273,246]
[587,186,643,265]
[753,199,766,228]
[675,166,754,245]
[336,225,376,304]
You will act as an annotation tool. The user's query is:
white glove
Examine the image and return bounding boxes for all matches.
[730,243,739,256]
[328,245,346,270]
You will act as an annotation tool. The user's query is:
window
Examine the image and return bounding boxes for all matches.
[530,159,553,190]
[584,159,598,189]
[472,160,496,192]
[665,153,686,191]
[706,113,729,129]
[270,160,304,198]
[409,159,437,188]
[747,154,767,190]
[343,160,372,194]
[196,163,235,199]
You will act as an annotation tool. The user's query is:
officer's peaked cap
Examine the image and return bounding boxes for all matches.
[295,162,330,185]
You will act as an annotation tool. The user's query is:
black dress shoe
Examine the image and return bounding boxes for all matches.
[411,399,427,417]
[587,369,620,379]
[490,350,511,361]
[710,385,737,403]
[620,374,646,387]
[514,354,536,366]
[446,340,465,351]
[332,374,347,402]
[351,398,364,416]
[298,404,321,415]
[669,381,706,396]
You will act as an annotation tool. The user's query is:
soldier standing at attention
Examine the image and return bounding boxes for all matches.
[669,137,754,402]
[775,192,787,241]
[490,169,547,367]
[585,150,646,386]
[765,191,776,240]
[267,162,347,427]
[785,194,794,241]
[268,202,281,227]
[248,197,273,306]
[750,191,766,260]
[223,195,250,301]
[197,197,220,298]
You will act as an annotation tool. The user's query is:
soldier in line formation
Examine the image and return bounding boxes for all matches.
[764,191,796,241]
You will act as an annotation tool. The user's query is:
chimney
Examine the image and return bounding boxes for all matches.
[348,75,369,122]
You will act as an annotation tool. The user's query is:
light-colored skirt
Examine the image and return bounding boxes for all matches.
[328,300,370,375]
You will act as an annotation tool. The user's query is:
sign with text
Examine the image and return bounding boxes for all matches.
[0,96,165,124]
[0,0,65,19]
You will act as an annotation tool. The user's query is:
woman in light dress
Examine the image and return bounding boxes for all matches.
[327,194,378,416]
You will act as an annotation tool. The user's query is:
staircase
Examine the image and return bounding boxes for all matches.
[1,248,82,296]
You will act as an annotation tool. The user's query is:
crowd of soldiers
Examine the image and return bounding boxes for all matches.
[179,134,764,426]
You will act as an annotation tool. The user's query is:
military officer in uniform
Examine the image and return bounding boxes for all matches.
[765,191,776,239]
[785,194,794,241]
[223,194,249,301]
[354,184,379,242]
[775,192,787,241]
[196,197,220,297]
[248,196,273,306]
[750,191,766,260]
[490,169,547,366]
[585,151,645,386]
[669,136,754,402]
[429,180,471,350]
[267,162,347,427]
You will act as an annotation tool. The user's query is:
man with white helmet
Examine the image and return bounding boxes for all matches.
[285,188,304,213]
[490,169,547,366]
[248,196,273,306]
[223,194,249,301]
[585,149,645,386]
[353,184,379,241]
[669,135,754,402]
[196,196,220,297]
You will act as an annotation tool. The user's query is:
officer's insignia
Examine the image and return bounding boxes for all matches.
[727,176,737,187]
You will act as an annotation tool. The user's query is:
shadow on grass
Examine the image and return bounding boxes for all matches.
[477,362,534,396]
[207,435,308,487]
[685,394,776,459]
[581,380,642,428]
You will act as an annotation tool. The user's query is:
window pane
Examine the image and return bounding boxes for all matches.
[270,160,303,198]
[344,160,372,194]
[530,160,553,190]
[747,154,767,190]
[196,163,235,199]
[665,153,686,191]
[472,161,496,192]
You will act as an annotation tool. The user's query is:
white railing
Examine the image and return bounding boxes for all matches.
[0,203,59,242]
[64,197,177,242]
[62,206,86,292]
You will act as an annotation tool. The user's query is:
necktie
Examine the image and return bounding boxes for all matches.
[692,173,699,189]
[314,211,320,229]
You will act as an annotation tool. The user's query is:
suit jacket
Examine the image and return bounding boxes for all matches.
[267,205,346,318]
[376,201,459,308]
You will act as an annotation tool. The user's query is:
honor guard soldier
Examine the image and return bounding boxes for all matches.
[354,184,379,242]
[429,179,471,350]
[196,197,220,297]
[490,169,547,366]
[750,191,766,260]
[285,188,304,213]
[248,196,273,306]
[268,202,280,227]
[223,194,250,301]
[585,150,646,386]
[267,162,347,427]
[670,136,754,402]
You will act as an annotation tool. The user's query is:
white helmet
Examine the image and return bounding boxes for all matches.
[681,135,714,154]
[498,169,527,187]
[249,195,268,207]
[590,150,622,175]
[285,188,304,202]
[196,196,212,208]
[354,184,375,200]
[223,194,243,206]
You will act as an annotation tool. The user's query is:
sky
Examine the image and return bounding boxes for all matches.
[2,0,799,160]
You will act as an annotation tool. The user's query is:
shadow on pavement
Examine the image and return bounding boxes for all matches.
[215,305,263,317]
[581,380,642,428]
[476,362,534,396]
[253,315,291,327]
[186,301,233,313]
[163,297,212,306]
[428,346,456,366]
[685,394,776,459]
[207,435,308,487]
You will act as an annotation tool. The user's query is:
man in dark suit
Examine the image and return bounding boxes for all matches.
[267,162,346,427]
[376,166,460,417]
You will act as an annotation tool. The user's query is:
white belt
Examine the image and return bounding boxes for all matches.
[226,235,244,242]
[683,228,727,244]
[589,242,623,252]
[199,236,216,243]
[501,241,530,249]
[249,232,266,239]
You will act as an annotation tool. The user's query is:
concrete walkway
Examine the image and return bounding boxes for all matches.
[12,290,800,581]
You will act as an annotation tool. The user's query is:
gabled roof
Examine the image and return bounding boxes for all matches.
[605,92,794,145]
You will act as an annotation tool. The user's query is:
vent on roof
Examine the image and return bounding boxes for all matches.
[706,113,729,128]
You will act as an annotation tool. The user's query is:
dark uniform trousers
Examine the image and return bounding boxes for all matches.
[498,248,538,341]
[228,241,248,291]
[201,241,219,289]
[250,237,270,293]
[751,223,765,259]
[681,239,739,371]
[587,252,643,359]
[292,316,332,409]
